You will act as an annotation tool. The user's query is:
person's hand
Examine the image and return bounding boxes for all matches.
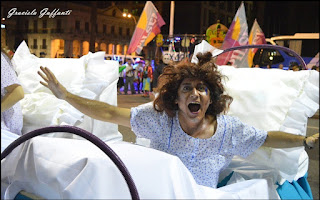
[305,133,319,149]
[38,66,68,100]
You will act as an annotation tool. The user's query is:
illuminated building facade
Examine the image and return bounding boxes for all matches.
[1,2,137,58]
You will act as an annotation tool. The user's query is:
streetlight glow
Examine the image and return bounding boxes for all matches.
[122,12,136,25]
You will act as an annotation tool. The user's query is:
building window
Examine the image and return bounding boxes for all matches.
[112,9,116,17]
[85,22,89,33]
[126,28,130,36]
[33,20,38,33]
[219,1,225,9]
[42,20,47,33]
[235,1,241,10]
[42,39,47,49]
[103,24,106,34]
[111,26,115,34]
[59,40,64,50]
[218,14,224,24]
[75,20,80,30]
[132,8,138,15]
[57,19,62,33]
[119,27,122,36]
[209,11,216,25]
[209,2,216,7]
[33,39,37,49]
[25,20,29,32]
[227,2,233,12]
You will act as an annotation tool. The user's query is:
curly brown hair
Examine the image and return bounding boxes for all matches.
[153,51,233,118]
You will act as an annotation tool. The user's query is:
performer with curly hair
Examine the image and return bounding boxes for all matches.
[38,51,319,188]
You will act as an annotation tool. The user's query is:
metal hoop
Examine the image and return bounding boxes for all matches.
[1,125,140,200]
[216,44,307,69]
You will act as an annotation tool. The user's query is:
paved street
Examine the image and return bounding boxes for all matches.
[117,93,319,199]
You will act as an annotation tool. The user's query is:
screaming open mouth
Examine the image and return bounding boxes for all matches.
[188,103,201,113]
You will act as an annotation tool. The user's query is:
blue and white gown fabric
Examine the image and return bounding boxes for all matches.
[130,102,267,188]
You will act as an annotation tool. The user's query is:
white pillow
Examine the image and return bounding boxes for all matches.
[84,52,121,141]
[218,65,319,184]
[12,41,86,94]
[12,41,122,142]
[20,93,84,134]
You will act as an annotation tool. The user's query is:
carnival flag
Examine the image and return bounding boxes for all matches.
[247,19,267,67]
[127,1,165,55]
[215,2,249,67]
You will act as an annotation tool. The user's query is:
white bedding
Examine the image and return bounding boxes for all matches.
[1,136,269,199]
[1,41,319,199]
[11,41,122,142]
[218,65,318,186]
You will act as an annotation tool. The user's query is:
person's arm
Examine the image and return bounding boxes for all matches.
[38,66,131,127]
[1,84,24,112]
[263,131,319,149]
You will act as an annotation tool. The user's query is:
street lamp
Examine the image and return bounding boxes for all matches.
[123,12,137,25]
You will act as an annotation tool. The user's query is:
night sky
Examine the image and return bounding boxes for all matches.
[59,1,320,36]
[161,1,319,37]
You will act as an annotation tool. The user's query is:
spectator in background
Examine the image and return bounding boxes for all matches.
[124,59,136,95]
[141,60,153,97]
[40,52,46,58]
[292,65,300,71]
[117,61,126,95]
[254,64,260,68]
[150,56,166,100]
[134,59,144,94]
[311,65,319,72]
[278,63,284,70]
[152,56,166,91]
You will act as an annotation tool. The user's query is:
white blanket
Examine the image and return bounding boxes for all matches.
[1,136,269,199]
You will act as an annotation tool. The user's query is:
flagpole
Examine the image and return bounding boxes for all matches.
[169,1,175,39]
[124,15,137,59]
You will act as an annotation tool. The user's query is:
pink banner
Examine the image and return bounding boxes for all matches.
[216,2,248,67]
[127,1,165,55]
[247,19,266,67]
